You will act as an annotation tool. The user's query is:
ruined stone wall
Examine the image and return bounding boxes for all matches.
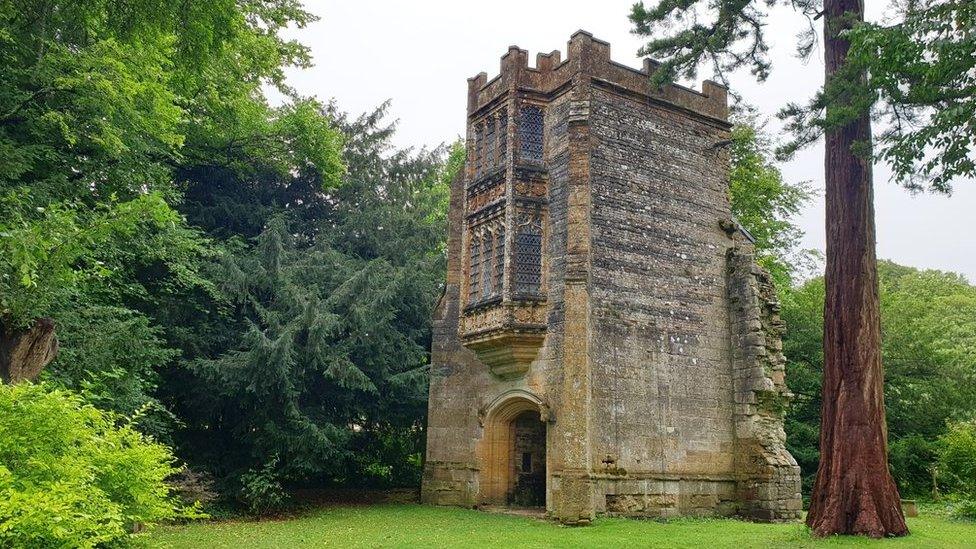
[727,246,803,520]
[421,170,488,507]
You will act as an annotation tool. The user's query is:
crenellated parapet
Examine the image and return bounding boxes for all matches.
[467,30,728,124]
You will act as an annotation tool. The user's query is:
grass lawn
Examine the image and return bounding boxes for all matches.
[150,504,976,548]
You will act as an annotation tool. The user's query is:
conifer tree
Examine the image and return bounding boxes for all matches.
[626,0,973,537]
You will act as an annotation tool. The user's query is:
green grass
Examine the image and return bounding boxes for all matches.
[150,504,976,548]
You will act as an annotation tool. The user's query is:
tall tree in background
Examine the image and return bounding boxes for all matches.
[631,0,974,536]
[812,0,905,534]
[1,0,344,431]
[728,113,813,289]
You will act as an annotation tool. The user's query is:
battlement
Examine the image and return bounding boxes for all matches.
[467,30,728,124]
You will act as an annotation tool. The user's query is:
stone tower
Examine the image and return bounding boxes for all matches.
[422,31,801,524]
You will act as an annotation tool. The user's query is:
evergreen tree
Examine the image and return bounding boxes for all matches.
[629,0,973,535]
[168,105,459,506]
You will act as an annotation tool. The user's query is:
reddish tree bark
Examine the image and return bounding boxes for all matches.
[806,0,909,538]
[0,318,59,384]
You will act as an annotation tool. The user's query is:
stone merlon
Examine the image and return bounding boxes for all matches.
[467,30,728,123]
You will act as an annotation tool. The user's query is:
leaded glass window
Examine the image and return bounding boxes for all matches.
[515,222,543,295]
[519,106,544,163]
[493,227,505,294]
[481,232,493,299]
[474,124,484,177]
[497,111,508,166]
[468,233,481,302]
[484,118,496,170]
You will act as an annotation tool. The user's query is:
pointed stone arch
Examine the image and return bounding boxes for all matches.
[478,390,548,506]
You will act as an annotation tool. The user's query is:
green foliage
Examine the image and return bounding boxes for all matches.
[629,0,975,193]
[1,0,343,434]
[938,421,976,498]
[728,113,813,288]
[238,457,290,516]
[168,105,456,510]
[42,304,180,437]
[782,262,976,496]
[948,499,976,521]
[0,191,179,328]
[833,0,975,192]
[0,382,196,548]
[939,421,976,520]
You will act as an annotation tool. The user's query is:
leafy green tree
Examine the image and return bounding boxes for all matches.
[0,191,179,383]
[812,0,976,192]
[783,262,976,497]
[1,0,344,439]
[728,114,813,288]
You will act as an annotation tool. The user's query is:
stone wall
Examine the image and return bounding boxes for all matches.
[727,245,803,520]
[423,30,800,524]
[585,82,741,517]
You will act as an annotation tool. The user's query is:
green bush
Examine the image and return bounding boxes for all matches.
[0,382,196,547]
[939,421,976,496]
[238,457,289,515]
[945,497,976,521]
[938,421,976,520]
[890,434,939,497]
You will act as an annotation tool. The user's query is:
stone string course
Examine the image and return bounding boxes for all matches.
[422,30,801,524]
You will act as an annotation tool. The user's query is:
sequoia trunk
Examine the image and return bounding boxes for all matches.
[806,0,909,538]
[0,318,59,384]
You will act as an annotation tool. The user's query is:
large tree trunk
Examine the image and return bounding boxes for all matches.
[806,0,909,538]
[0,318,59,384]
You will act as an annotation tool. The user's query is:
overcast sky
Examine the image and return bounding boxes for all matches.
[282,1,975,281]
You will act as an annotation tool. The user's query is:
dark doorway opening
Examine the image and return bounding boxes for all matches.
[509,410,546,507]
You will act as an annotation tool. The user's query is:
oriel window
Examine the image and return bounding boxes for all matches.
[468,233,481,302]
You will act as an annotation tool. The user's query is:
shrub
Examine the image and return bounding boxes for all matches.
[945,497,976,521]
[0,382,195,547]
[238,457,289,515]
[938,421,976,496]
[938,421,976,520]
[889,434,939,497]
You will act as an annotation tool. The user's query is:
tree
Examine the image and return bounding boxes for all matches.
[167,105,458,507]
[0,192,178,382]
[792,0,976,192]
[1,0,343,422]
[809,0,906,535]
[628,0,973,535]
[728,113,813,288]
[782,262,976,497]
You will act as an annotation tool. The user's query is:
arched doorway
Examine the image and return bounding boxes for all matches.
[479,391,547,508]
